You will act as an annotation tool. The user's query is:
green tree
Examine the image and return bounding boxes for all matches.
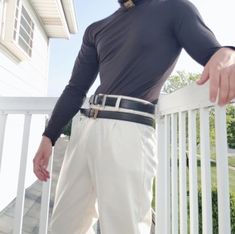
[61,119,72,137]
[227,104,235,149]
[162,71,235,149]
[197,186,235,233]
[162,71,200,94]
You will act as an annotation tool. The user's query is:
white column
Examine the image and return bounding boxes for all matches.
[215,106,231,234]
[179,111,187,234]
[13,113,32,234]
[188,110,199,234]
[0,113,7,175]
[39,148,54,234]
[164,114,171,234]
[171,113,178,234]
[200,108,212,234]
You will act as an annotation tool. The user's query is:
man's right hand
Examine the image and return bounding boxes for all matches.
[33,136,52,182]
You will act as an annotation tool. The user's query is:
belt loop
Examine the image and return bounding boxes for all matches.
[94,94,99,105]
[115,96,122,110]
[93,108,99,119]
[102,94,107,108]
[89,95,94,104]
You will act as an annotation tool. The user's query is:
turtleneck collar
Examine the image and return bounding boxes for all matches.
[118,0,147,6]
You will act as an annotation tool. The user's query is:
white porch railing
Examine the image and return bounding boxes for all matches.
[155,81,234,234]
[0,97,58,234]
[0,81,234,233]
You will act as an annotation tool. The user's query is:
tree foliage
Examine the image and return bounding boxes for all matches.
[163,71,235,149]
[162,71,200,94]
[227,105,235,149]
[197,186,235,233]
[61,119,72,137]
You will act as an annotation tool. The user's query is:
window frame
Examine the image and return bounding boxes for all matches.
[13,1,34,57]
[0,0,35,60]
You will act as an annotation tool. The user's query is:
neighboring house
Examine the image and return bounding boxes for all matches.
[0,0,77,211]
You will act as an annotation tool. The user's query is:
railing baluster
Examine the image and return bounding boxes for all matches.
[199,108,212,234]
[39,147,54,234]
[0,113,7,175]
[156,114,167,233]
[164,115,171,234]
[171,113,178,234]
[215,106,231,234]
[188,110,199,234]
[179,111,187,234]
[13,113,32,234]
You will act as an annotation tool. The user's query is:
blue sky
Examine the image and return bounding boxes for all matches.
[47,0,235,97]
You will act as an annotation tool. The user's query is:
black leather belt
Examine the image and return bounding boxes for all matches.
[80,108,155,129]
[89,95,156,115]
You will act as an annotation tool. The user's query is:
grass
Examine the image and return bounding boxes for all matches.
[228,156,235,167]
[152,156,235,210]
[197,160,235,195]
[210,151,235,168]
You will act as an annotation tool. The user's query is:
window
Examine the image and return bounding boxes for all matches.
[13,0,34,57]
[0,0,34,60]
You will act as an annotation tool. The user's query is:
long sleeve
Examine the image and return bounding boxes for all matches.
[42,25,99,146]
[172,0,235,66]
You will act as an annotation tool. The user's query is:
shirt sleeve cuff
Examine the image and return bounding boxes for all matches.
[42,132,56,147]
[221,45,235,51]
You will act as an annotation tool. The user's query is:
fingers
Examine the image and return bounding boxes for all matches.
[209,69,220,103]
[228,69,235,102]
[218,69,229,106]
[209,66,235,105]
[33,154,50,182]
[34,164,48,181]
[197,65,209,85]
[203,48,235,105]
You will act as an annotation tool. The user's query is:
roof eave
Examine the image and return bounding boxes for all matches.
[30,0,77,38]
[61,0,78,34]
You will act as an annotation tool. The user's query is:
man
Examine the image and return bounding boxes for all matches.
[33,0,235,233]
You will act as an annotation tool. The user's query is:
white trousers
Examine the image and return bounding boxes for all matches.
[50,95,158,234]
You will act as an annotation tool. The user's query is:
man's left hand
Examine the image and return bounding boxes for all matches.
[197,47,235,106]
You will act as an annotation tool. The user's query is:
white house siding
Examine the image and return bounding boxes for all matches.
[0,0,49,96]
[0,0,50,211]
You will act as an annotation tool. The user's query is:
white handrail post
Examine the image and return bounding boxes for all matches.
[164,114,171,234]
[200,108,213,234]
[39,147,54,234]
[171,113,178,234]
[13,113,32,234]
[179,111,187,234]
[188,110,199,234]
[155,113,168,233]
[215,106,231,234]
[0,113,7,175]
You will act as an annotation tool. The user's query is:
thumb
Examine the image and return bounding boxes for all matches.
[197,66,209,85]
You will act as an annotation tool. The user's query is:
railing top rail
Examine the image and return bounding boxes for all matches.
[157,82,235,116]
[0,97,58,114]
[1,86,235,115]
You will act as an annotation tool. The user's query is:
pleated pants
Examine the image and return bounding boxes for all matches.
[50,96,158,234]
